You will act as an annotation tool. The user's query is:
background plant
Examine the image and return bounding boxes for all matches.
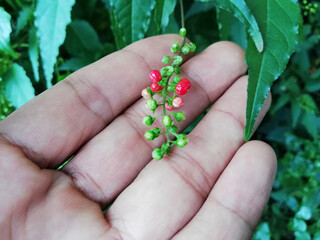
[0,0,319,239]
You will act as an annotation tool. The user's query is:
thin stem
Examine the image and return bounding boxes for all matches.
[180,0,185,29]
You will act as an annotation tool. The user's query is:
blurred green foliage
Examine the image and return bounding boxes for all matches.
[0,0,319,239]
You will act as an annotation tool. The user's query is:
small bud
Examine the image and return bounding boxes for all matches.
[166,66,174,75]
[171,41,180,53]
[172,97,184,108]
[179,28,187,37]
[181,46,190,55]
[161,143,171,155]
[152,127,161,137]
[141,88,151,99]
[173,112,186,122]
[146,99,158,111]
[167,83,176,92]
[176,134,188,147]
[160,67,167,76]
[152,148,163,160]
[143,115,154,126]
[163,115,173,127]
[144,130,155,140]
[162,56,171,64]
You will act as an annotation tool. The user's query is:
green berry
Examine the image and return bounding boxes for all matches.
[152,127,161,137]
[144,130,155,140]
[173,56,183,65]
[167,84,176,92]
[167,66,174,75]
[176,134,188,147]
[163,115,173,127]
[189,42,196,52]
[181,46,190,55]
[168,125,179,133]
[174,66,181,74]
[173,112,186,122]
[162,56,171,64]
[161,143,171,155]
[171,41,180,53]
[179,28,187,37]
[143,115,154,126]
[173,76,181,84]
[146,99,158,111]
[152,148,163,160]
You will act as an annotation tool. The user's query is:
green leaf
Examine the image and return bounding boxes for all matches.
[244,0,300,141]
[3,64,35,109]
[153,0,177,33]
[296,206,312,220]
[301,111,318,139]
[16,7,33,36]
[294,231,311,240]
[34,0,76,88]
[28,26,40,82]
[214,0,263,52]
[253,222,271,240]
[109,0,156,49]
[216,8,233,41]
[64,19,103,58]
[0,7,17,58]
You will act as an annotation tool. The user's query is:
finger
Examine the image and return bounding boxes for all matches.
[105,77,271,240]
[172,141,277,240]
[63,42,247,206]
[0,35,189,168]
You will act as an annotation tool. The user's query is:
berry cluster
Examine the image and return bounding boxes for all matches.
[141,28,196,160]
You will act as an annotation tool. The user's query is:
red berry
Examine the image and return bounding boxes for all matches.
[172,97,184,108]
[175,82,188,95]
[165,102,174,111]
[149,70,162,83]
[150,82,162,92]
[181,78,191,90]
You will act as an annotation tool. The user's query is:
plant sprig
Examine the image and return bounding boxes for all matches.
[141,28,196,160]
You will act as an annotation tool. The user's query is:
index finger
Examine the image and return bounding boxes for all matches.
[0,35,190,168]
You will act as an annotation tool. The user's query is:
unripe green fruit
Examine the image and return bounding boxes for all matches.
[174,66,181,74]
[176,134,188,147]
[146,99,158,111]
[152,148,163,160]
[189,42,196,52]
[167,84,176,92]
[168,125,179,133]
[173,112,186,122]
[143,115,154,126]
[181,46,190,55]
[163,115,173,127]
[179,28,187,37]
[152,127,161,136]
[173,56,183,65]
[144,130,155,140]
[173,76,181,84]
[162,56,171,64]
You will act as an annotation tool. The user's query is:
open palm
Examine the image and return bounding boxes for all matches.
[0,35,276,240]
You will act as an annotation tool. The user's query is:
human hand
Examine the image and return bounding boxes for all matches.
[0,35,276,240]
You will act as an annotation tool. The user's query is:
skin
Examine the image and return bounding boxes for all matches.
[0,35,277,240]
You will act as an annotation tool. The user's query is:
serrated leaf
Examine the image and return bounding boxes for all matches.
[3,64,35,109]
[244,0,301,141]
[0,7,17,58]
[34,0,76,88]
[214,0,263,52]
[16,7,33,36]
[153,0,177,33]
[109,0,156,49]
[64,19,102,58]
[28,26,40,82]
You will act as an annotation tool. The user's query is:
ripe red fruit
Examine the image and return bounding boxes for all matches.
[165,102,174,111]
[175,82,188,95]
[149,70,162,83]
[180,78,191,90]
[150,82,162,92]
[172,97,184,108]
